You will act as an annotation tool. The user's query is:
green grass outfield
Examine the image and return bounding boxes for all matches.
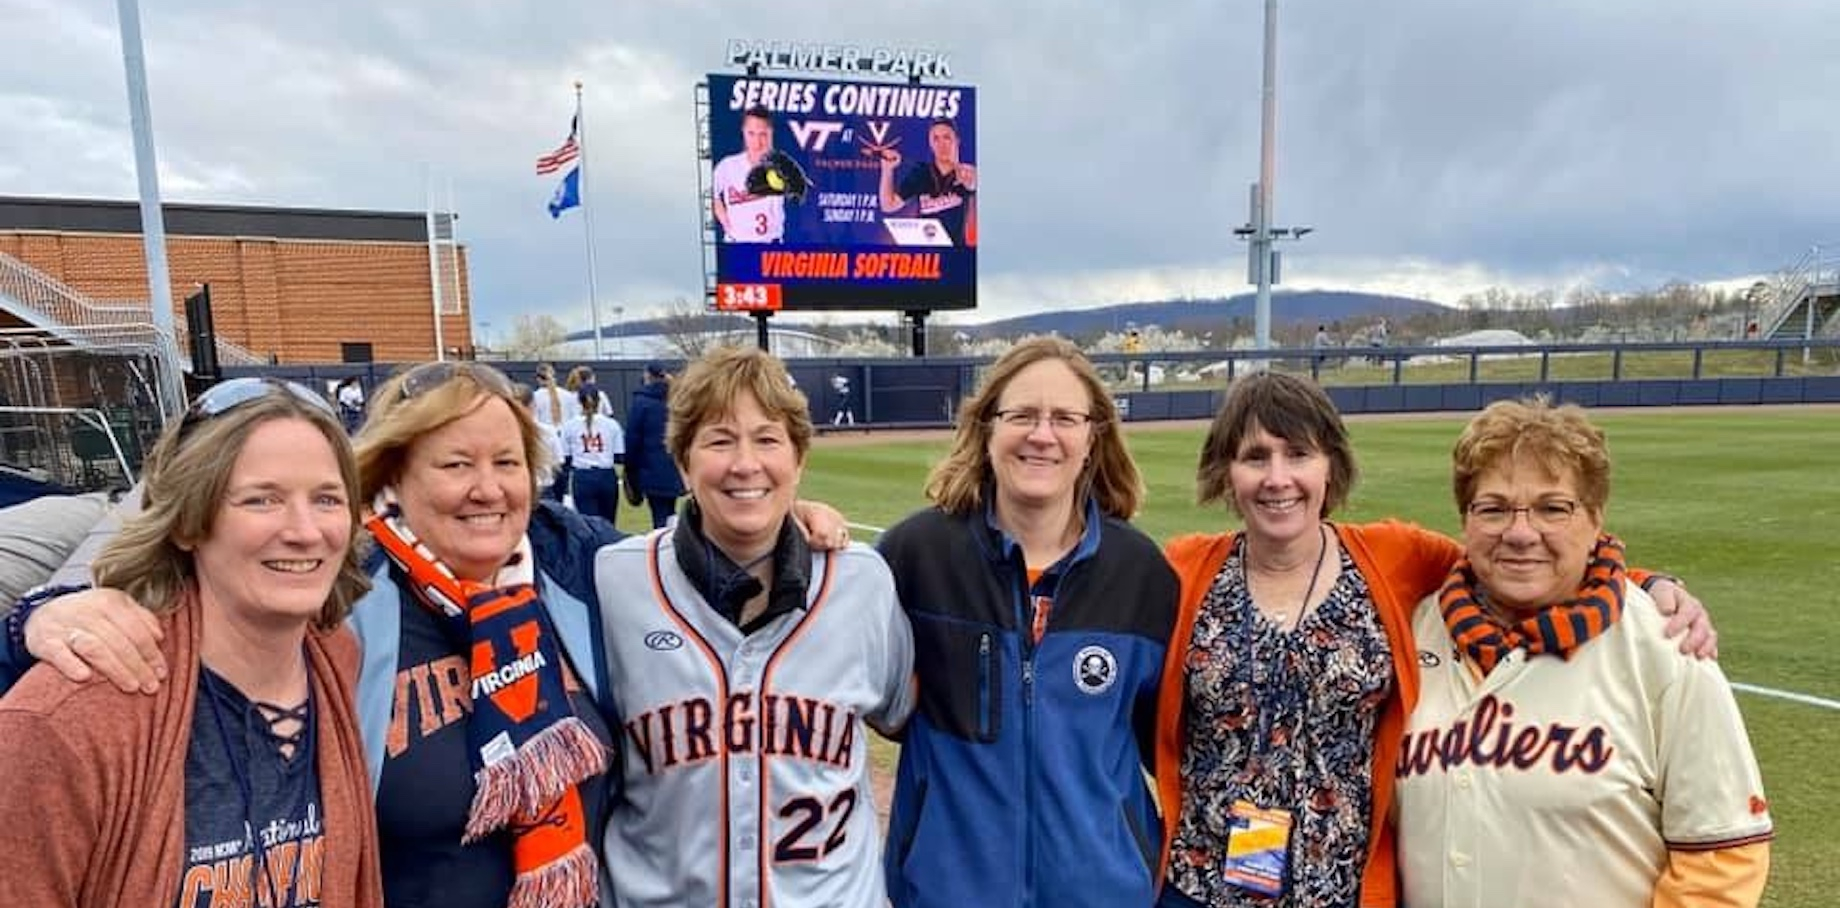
[621,408,1839,906]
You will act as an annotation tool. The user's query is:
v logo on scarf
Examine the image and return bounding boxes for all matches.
[1439,533,1628,675]
[366,491,606,908]
[469,593,545,724]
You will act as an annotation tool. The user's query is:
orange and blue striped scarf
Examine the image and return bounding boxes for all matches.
[366,489,605,908]
[1439,534,1627,674]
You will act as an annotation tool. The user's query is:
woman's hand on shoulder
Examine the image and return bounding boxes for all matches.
[793,500,852,551]
[25,588,166,693]
[1649,579,1717,660]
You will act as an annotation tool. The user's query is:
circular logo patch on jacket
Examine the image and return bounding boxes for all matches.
[1073,645,1117,695]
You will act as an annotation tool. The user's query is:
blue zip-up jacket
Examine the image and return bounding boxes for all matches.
[877,501,1180,908]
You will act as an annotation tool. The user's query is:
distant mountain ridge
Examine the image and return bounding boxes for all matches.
[956,290,1450,339]
[570,290,1449,343]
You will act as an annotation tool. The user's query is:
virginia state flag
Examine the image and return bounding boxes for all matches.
[548,166,581,219]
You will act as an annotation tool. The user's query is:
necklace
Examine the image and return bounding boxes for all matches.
[1252,524,1329,628]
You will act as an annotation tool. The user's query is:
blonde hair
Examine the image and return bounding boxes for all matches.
[92,389,369,630]
[667,347,813,468]
[536,362,563,424]
[924,337,1143,519]
[1451,396,1611,517]
[355,362,551,503]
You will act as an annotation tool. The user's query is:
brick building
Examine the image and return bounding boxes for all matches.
[0,195,471,364]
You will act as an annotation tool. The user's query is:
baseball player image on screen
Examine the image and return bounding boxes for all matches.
[878,117,976,246]
[593,347,916,908]
[713,105,791,243]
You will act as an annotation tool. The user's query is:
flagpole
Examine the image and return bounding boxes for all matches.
[575,80,605,360]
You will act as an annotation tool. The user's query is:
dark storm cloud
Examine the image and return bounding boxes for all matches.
[3,0,1835,325]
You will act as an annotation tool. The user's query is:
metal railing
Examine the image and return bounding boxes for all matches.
[0,251,265,369]
[1760,243,1840,338]
[0,405,137,492]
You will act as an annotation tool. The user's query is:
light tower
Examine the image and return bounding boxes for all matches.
[1233,0,1312,352]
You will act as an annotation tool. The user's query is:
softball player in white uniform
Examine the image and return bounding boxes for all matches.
[595,533,914,908]
[713,151,786,243]
[1395,583,1773,908]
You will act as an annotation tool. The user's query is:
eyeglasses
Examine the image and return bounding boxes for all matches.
[991,408,1097,432]
[397,361,515,401]
[1465,498,1583,533]
[178,377,336,437]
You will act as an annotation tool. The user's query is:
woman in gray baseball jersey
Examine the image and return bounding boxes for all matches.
[592,346,914,908]
[1394,397,1770,908]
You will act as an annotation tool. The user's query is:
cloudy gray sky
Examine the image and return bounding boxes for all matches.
[5,0,1837,333]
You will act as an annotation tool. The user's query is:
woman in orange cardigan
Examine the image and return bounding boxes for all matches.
[1150,373,1711,908]
[0,379,381,908]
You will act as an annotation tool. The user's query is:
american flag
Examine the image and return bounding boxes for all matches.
[535,116,580,175]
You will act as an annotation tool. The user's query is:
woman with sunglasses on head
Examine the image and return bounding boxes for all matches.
[878,337,1181,908]
[0,378,381,907]
[2,361,854,908]
[1392,397,1769,908]
[1151,373,1718,908]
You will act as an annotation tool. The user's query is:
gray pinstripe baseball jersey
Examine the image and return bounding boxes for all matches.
[595,530,915,908]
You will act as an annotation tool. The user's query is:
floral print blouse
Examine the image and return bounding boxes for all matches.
[1167,535,1395,908]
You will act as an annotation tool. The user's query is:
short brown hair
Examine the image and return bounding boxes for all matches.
[1196,371,1359,517]
[1451,396,1610,517]
[925,337,1143,518]
[92,388,369,630]
[667,347,813,469]
[355,362,551,504]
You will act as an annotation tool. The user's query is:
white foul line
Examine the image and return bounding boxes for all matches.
[851,523,1840,715]
[1730,682,1840,712]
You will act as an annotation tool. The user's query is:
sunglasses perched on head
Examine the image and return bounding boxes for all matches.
[179,377,335,438]
[397,361,516,400]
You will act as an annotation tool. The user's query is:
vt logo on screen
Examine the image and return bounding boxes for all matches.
[789,119,846,151]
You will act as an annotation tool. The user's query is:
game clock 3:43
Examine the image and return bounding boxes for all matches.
[715,283,784,312]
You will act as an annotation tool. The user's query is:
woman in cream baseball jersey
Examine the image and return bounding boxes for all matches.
[1395,397,1771,908]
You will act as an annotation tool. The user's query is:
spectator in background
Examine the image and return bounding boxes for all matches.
[1312,324,1334,370]
[623,362,685,529]
[560,386,624,525]
[513,382,567,502]
[1368,317,1390,365]
[830,373,856,427]
[564,366,611,418]
[532,363,568,431]
[336,376,365,434]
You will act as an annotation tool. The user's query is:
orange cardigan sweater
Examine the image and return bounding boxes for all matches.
[0,594,382,908]
[1153,520,1460,908]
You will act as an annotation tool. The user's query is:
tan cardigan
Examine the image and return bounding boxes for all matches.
[0,592,382,908]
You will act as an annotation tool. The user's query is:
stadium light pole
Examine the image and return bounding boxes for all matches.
[116,0,186,416]
[1234,0,1310,353]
